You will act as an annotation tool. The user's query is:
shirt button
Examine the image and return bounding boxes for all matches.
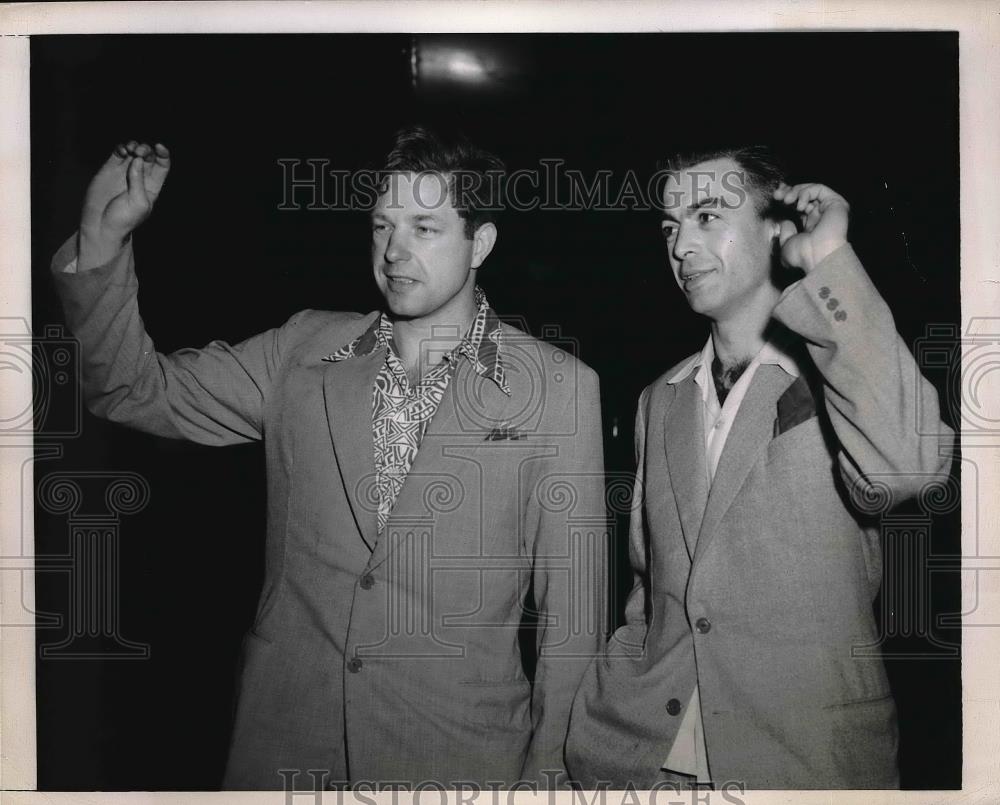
[360,574,375,590]
[695,617,712,634]
[714,419,724,429]
[666,698,682,716]
[347,658,363,673]
[819,286,831,299]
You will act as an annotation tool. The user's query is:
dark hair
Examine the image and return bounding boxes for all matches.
[658,145,787,218]
[380,125,506,239]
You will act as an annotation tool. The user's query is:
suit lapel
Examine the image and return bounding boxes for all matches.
[694,364,794,564]
[322,349,384,552]
[663,375,709,561]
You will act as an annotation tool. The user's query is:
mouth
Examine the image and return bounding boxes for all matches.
[384,275,419,289]
[679,267,716,290]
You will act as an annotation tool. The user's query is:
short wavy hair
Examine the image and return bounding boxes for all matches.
[658,145,788,218]
[381,125,506,239]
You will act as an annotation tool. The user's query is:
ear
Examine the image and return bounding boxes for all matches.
[470,222,498,269]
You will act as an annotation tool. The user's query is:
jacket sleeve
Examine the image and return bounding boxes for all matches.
[51,233,304,445]
[520,363,607,787]
[771,243,955,502]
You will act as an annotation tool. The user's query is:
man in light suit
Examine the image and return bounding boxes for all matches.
[566,147,953,789]
[52,127,606,790]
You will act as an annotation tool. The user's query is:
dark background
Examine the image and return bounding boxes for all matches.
[30,33,961,790]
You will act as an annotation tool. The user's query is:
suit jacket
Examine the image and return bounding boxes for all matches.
[51,235,607,790]
[566,244,954,789]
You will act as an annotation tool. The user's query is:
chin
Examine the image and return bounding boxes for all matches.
[384,301,418,319]
[383,296,430,320]
[685,293,716,317]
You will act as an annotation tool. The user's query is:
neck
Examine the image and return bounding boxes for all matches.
[390,287,478,378]
[709,286,781,367]
[710,319,765,368]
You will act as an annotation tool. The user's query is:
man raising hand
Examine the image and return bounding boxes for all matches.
[54,129,606,790]
[77,141,171,270]
[567,147,953,790]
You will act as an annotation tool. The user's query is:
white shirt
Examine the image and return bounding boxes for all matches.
[661,335,800,782]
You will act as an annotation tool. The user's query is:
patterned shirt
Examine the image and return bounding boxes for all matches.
[325,287,509,534]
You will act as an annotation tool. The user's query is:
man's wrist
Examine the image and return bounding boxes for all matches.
[805,238,849,273]
[77,225,131,271]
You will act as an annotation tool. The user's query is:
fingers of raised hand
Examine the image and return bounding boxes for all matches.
[114,140,160,160]
[774,182,847,211]
[777,219,798,247]
[108,140,170,195]
[803,202,824,230]
[126,155,152,209]
[109,141,145,169]
[152,143,170,165]
[773,182,794,204]
[146,143,171,196]
[774,182,818,211]
[126,153,145,180]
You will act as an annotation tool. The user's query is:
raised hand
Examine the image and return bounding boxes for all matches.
[773,182,850,274]
[79,141,170,269]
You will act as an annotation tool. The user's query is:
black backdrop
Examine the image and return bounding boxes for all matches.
[30,33,960,790]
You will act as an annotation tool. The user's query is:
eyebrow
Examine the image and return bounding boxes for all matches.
[662,196,722,223]
[370,212,444,223]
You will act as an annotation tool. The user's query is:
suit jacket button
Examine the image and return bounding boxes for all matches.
[695,617,712,634]
[666,698,682,716]
[360,574,375,590]
[347,658,363,673]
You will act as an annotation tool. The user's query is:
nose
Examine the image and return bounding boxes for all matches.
[672,221,699,263]
[383,229,411,264]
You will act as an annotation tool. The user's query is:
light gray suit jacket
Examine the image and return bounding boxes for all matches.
[566,245,954,789]
[52,235,607,790]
